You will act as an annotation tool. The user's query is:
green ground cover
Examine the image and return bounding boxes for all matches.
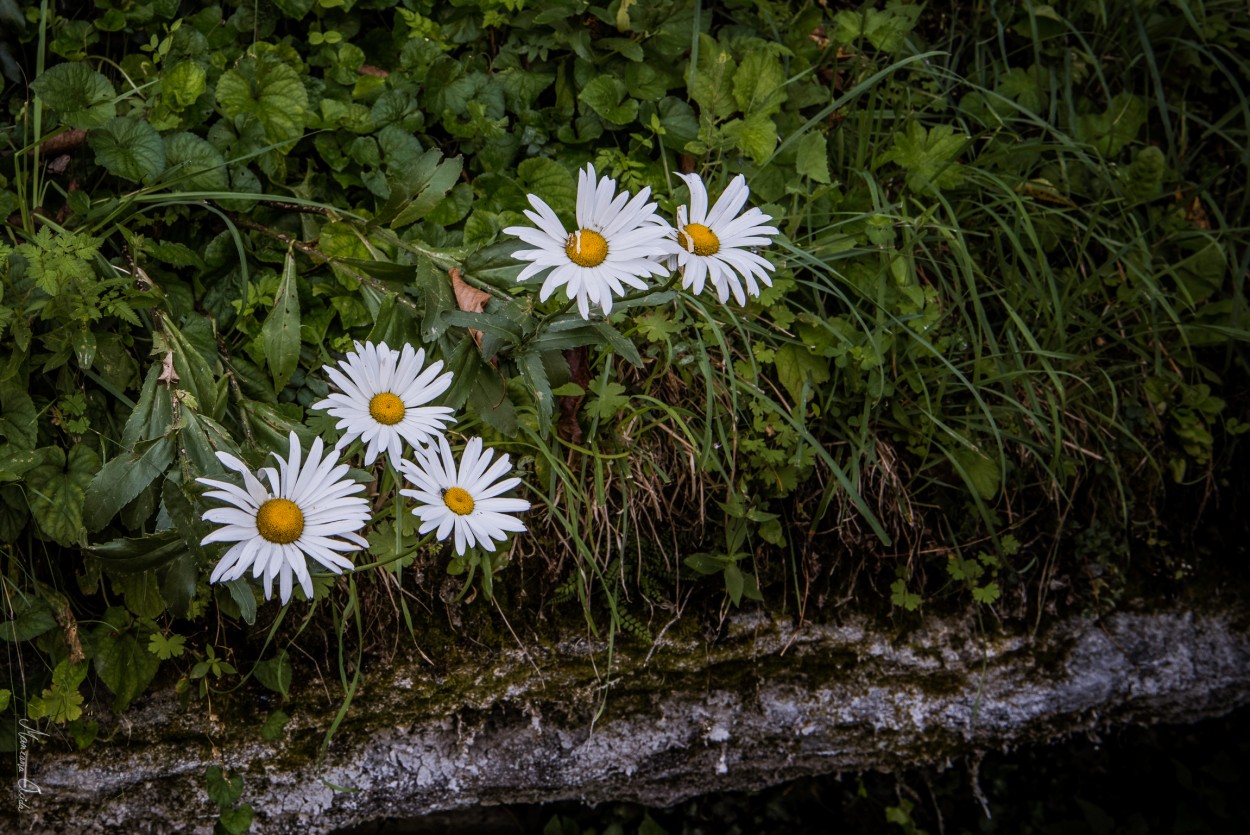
[1,1,1248,822]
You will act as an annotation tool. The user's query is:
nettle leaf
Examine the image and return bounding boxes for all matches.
[89,116,166,184]
[29,444,100,547]
[579,76,638,126]
[795,132,832,184]
[723,112,778,165]
[83,436,174,531]
[262,248,301,391]
[31,62,117,129]
[163,131,229,192]
[686,34,738,120]
[733,48,787,117]
[216,55,309,148]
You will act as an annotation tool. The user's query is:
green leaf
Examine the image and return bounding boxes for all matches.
[686,34,737,120]
[0,382,37,450]
[774,344,830,405]
[89,116,166,184]
[795,132,831,184]
[113,571,167,618]
[517,158,576,215]
[31,62,117,129]
[260,710,291,741]
[890,578,921,611]
[878,121,968,194]
[586,380,630,422]
[518,350,554,427]
[972,583,1001,605]
[733,48,787,117]
[223,578,257,626]
[206,765,244,809]
[0,595,58,642]
[1076,93,1145,157]
[724,561,745,606]
[148,632,187,660]
[262,248,301,392]
[215,56,309,148]
[93,620,160,712]
[88,530,185,574]
[27,659,87,724]
[385,151,464,229]
[162,60,207,110]
[162,131,229,192]
[579,76,638,125]
[723,112,778,165]
[217,804,254,835]
[83,436,174,531]
[254,650,292,697]
[951,448,1000,500]
[29,444,100,546]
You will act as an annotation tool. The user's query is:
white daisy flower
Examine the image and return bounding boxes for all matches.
[503,163,671,319]
[669,173,779,305]
[313,341,455,466]
[197,432,370,605]
[398,436,530,555]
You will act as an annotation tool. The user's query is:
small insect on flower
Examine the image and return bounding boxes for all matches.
[503,163,671,319]
[668,173,779,305]
[313,341,455,466]
[197,432,371,605]
[398,436,530,555]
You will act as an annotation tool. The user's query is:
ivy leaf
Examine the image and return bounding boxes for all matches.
[31,62,117,129]
[579,76,638,125]
[795,133,832,184]
[89,116,166,184]
[29,444,100,546]
[262,248,301,392]
[163,131,229,192]
[215,55,309,148]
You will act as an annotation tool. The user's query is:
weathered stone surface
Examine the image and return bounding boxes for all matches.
[11,603,1250,834]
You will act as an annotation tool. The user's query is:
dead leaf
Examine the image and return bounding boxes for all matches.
[451,268,490,347]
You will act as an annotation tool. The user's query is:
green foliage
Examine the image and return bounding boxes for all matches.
[0,0,1246,774]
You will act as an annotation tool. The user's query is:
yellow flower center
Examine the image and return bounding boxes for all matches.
[564,229,609,267]
[255,498,304,544]
[679,223,720,257]
[443,487,475,516]
[369,392,406,426]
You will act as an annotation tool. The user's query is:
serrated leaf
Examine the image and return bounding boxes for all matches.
[31,62,117,129]
[89,116,166,184]
[723,112,778,165]
[733,48,787,117]
[0,382,37,450]
[147,632,187,660]
[83,437,174,531]
[878,121,968,194]
[162,61,207,110]
[163,131,229,192]
[686,34,737,120]
[262,248,301,391]
[29,444,100,546]
[215,56,309,148]
[517,158,576,216]
[795,132,831,183]
[972,583,1001,605]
